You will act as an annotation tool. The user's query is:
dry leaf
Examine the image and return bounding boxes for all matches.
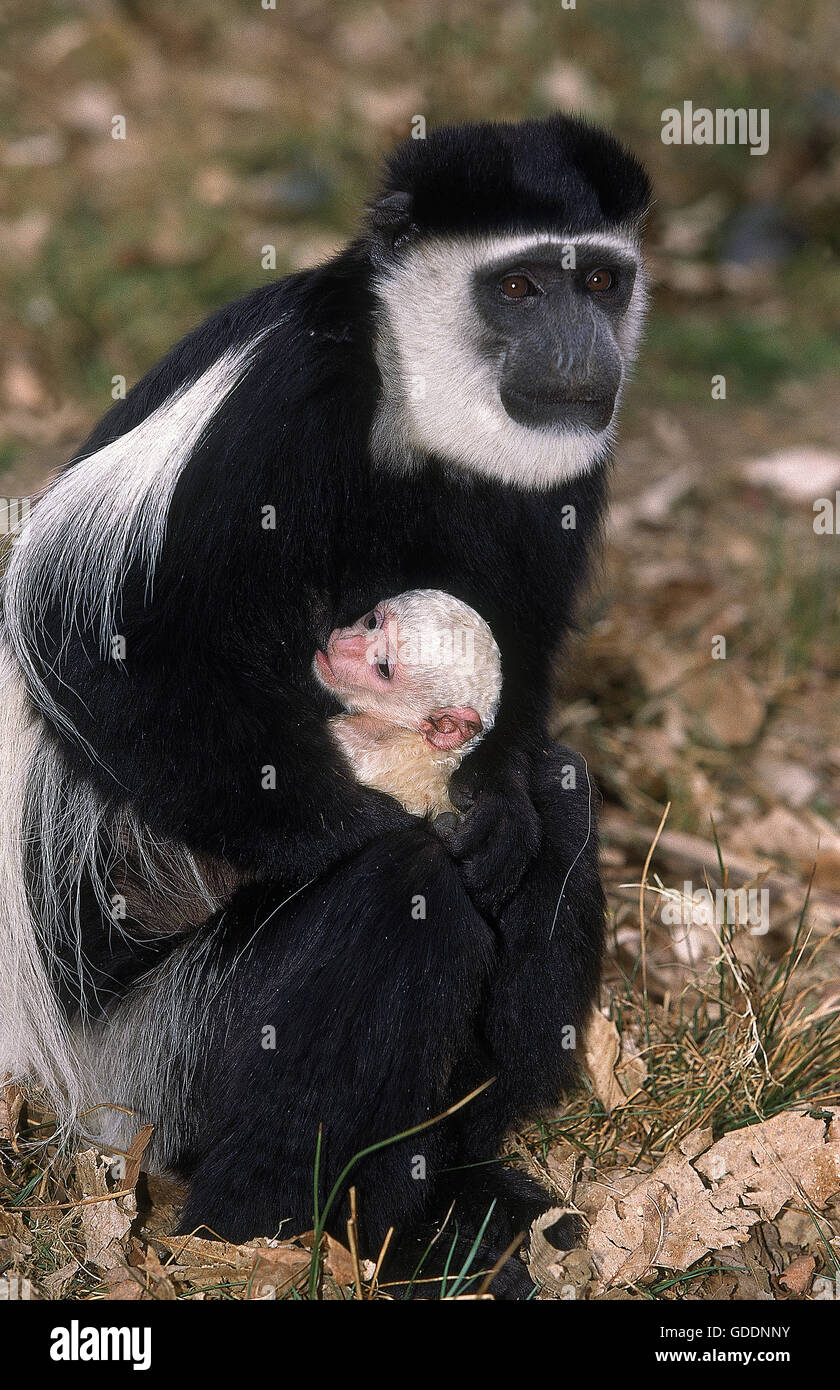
[160,1232,244,1272]
[776,1207,817,1248]
[323,1234,356,1288]
[103,1266,148,1301]
[248,1245,311,1299]
[589,1110,840,1290]
[122,1244,177,1299]
[0,1208,30,1264]
[584,1012,625,1111]
[731,1233,776,1300]
[528,1206,592,1296]
[574,1168,642,1221]
[545,1138,578,1197]
[588,1148,759,1287]
[779,1253,815,1295]
[694,1110,840,1218]
[705,1272,738,1299]
[679,1126,714,1160]
[617,1047,647,1102]
[0,1081,23,1149]
[72,1149,135,1272]
[43,1262,79,1298]
[122,1124,155,1190]
[153,1232,306,1294]
[584,1011,647,1112]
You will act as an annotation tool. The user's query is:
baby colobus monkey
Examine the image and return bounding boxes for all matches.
[314,589,502,818]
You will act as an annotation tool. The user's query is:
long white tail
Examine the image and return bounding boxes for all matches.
[0,640,83,1125]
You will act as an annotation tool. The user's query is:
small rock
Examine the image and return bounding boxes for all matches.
[536,61,612,118]
[241,168,334,216]
[755,757,818,808]
[742,447,840,502]
[58,83,120,136]
[720,200,801,270]
[681,668,765,747]
[2,133,65,167]
[3,361,47,412]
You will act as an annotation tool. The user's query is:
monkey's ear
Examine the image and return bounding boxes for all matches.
[368,190,415,252]
[420,708,483,752]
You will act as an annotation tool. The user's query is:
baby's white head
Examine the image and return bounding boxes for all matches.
[314,589,501,753]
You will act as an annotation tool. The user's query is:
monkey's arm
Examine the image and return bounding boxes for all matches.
[445,647,548,915]
[446,733,541,916]
[31,590,411,884]
[447,746,603,1165]
[444,577,582,913]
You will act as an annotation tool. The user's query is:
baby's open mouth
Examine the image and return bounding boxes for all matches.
[315,648,334,683]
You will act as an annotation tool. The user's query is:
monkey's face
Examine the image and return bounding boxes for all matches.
[315,601,439,731]
[472,241,639,434]
[370,231,646,490]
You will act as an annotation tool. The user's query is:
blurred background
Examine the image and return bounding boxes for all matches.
[1,0,839,982]
[3,0,840,1303]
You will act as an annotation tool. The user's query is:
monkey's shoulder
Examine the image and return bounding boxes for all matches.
[77,252,375,461]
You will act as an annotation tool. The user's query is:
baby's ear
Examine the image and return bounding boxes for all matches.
[420,707,482,751]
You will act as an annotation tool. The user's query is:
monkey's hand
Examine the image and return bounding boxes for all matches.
[446,744,541,916]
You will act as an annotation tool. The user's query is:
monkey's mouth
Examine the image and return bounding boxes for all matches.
[314,649,335,686]
[501,386,614,432]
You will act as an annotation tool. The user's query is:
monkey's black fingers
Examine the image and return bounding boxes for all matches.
[448,777,477,814]
[431,811,461,848]
[450,787,542,916]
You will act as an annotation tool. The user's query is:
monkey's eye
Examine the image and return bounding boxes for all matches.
[364,611,379,630]
[499,272,538,301]
[377,659,393,680]
[585,268,613,293]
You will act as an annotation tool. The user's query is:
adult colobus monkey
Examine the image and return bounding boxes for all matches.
[0,114,649,1295]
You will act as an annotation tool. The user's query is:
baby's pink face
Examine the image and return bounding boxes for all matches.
[315,603,405,708]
